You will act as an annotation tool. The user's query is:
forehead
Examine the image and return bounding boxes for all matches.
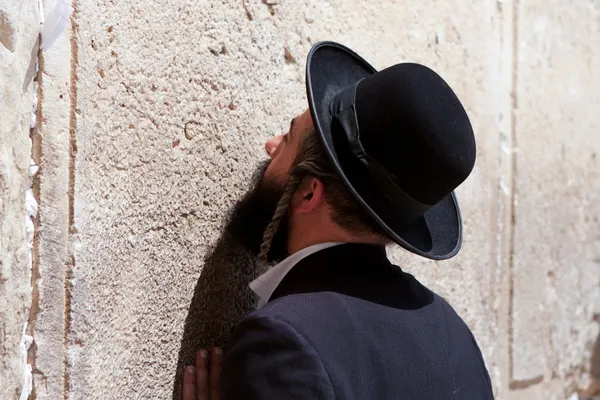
[291,109,313,136]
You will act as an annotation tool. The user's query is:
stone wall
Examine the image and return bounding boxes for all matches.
[2,0,599,399]
[0,1,39,399]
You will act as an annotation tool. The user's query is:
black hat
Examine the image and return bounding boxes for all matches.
[306,42,476,260]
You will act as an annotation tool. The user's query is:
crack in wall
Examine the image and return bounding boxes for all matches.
[63,2,79,399]
[68,1,79,236]
[242,0,253,21]
[507,0,520,389]
[509,375,544,390]
[62,256,74,400]
[27,40,45,400]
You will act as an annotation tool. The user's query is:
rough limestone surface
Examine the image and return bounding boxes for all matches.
[67,1,512,399]
[0,1,38,398]
[2,0,600,399]
[511,0,600,389]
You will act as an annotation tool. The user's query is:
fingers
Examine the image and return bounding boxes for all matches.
[210,347,223,400]
[184,348,222,400]
[195,349,210,400]
[182,366,196,400]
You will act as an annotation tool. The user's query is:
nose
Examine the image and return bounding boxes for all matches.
[265,135,284,158]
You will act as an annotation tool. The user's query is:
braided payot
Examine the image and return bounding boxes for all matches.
[256,156,336,272]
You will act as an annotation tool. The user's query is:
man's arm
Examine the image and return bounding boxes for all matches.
[221,313,335,400]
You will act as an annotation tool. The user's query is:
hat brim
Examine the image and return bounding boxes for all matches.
[306,42,462,260]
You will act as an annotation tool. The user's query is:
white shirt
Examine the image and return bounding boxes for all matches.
[249,242,344,308]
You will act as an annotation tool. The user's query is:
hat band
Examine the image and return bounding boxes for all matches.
[329,82,433,223]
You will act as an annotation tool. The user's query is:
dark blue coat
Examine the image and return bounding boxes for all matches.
[222,244,494,399]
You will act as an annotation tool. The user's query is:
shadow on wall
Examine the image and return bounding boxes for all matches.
[171,232,257,399]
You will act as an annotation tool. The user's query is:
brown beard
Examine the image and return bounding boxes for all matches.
[225,160,289,263]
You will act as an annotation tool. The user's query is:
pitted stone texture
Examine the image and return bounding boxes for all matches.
[511,0,600,393]
[0,1,38,398]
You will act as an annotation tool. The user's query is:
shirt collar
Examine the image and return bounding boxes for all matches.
[249,242,344,308]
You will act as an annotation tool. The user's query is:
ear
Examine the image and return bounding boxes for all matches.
[291,176,326,214]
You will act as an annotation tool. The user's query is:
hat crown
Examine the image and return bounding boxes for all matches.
[306,41,472,259]
[353,63,476,205]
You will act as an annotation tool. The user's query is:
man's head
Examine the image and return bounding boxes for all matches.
[227,109,389,265]
[228,42,475,263]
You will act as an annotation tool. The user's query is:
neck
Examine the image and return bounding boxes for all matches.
[286,221,386,256]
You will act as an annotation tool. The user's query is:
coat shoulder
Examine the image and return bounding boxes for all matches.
[223,311,336,399]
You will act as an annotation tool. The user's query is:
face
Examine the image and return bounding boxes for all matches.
[263,109,313,186]
[224,109,313,262]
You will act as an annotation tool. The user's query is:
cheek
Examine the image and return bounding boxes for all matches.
[264,156,290,187]
[264,135,300,186]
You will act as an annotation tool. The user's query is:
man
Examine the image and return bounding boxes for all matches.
[182,42,493,399]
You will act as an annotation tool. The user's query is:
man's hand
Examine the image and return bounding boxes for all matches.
[182,347,222,400]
